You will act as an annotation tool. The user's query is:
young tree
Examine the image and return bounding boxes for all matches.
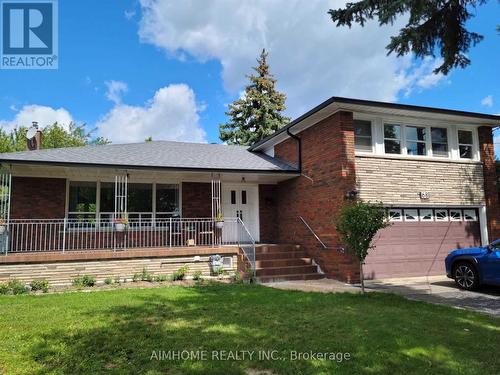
[336,201,390,293]
[219,49,290,145]
[329,1,491,75]
[0,122,109,153]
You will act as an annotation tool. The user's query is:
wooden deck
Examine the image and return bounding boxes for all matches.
[0,246,240,264]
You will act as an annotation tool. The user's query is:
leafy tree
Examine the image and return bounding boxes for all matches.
[0,122,109,153]
[336,201,390,293]
[219,49,290,145]
[329,1,492,75]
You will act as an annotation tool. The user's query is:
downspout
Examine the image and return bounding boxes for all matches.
[286,128,301,173]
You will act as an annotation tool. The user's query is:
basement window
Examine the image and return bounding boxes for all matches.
[354,120,373,152]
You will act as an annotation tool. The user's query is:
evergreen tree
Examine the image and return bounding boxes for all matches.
[329,1,492,75]
[219,49,290,145]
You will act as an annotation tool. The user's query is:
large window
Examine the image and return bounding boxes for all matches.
[156,184,180,217]
[458,130,473,159]
[384,124,401,154]
[431,127,448,157]
[406,126,427,156]
[354,120,372,152]
[127,184,153,218]
[68,181,96,219]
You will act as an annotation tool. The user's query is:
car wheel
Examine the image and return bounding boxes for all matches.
[453,262,479,290]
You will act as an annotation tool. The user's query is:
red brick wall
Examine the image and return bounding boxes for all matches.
[259,184,278,242]
[181,182,212,218]
[478,127,500,240]
[11,177,66,219]
[274,111,360,282]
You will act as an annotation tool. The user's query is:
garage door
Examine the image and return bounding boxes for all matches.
[364,207,481,280]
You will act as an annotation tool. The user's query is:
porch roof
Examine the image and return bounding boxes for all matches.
[0,140,297,174]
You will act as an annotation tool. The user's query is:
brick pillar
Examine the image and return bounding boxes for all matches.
[478,126,500,240]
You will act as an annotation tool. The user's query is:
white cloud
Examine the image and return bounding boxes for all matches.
[105,80,128,104]
[481,95,493,107]
[124,9,136,20]
[96,83,207,143]
[0,105,74,131]
[138,0,447,117]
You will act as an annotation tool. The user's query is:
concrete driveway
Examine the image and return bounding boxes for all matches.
[365,276,500,317]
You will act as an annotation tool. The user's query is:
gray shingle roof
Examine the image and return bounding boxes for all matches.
[0,141,297,173]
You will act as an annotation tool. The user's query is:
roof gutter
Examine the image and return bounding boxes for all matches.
[286,128,301,173]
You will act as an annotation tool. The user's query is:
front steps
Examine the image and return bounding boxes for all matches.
[253,244,324,283]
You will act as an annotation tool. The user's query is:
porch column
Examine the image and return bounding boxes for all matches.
[0,171,11,254]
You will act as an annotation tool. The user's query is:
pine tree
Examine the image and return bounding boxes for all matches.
[219,49,290,145]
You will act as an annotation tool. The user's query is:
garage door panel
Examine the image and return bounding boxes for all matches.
[364,208,481,280]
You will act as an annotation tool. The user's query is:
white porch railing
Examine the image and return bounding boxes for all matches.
[0,218,249,253]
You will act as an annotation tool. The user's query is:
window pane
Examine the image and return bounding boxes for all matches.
[407,141,426,156]
[406,126,426,141]
[459,145,472,159]
[100,182,114,212]
[230,190,236,205]
[404,209,418,221]
[435,209,448,221]
[156,184,179,214]
[388,209,402,221]
[458,130,473,145]
[384,140,401,154]
[354,120,372,137]
[431,127,447,143]
[450,210,462,221]
[432,143,448,157]
[69,182,96,212]
[420,209,433,221]
[241,190,247,205]
[127,183,152,212]
[355,136,372,151]
[384,124,400,139]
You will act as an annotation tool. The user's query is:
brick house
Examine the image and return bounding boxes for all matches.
[0,97,498,285]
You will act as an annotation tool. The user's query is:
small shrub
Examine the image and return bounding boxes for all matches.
[154,275,167,282]
[0,283,9,295]
[171,265,189,281]
[232,271,243,284]
[104,277,113,285]
[72,275,96,288]
[213,266,225,276]
[192,270,202,281]
[7,279,29,295]
[30,279,49,293]
[132,273,140,282]
[140,268,153,282]
[114,276,121,284]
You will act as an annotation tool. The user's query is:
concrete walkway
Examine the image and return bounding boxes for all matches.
[265,276,500,317]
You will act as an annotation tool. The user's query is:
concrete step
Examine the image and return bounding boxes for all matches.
[255,258,312,268]
[256,265,317,277]
[255,251,308,261]
[255,244,301,254]
[257,273,324,283]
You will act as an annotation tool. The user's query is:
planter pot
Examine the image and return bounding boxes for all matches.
[0,225,6,235]
[115,223,126,232]
[215,221,224,229]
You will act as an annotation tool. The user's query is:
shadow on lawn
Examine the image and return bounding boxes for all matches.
[27,285,499,375]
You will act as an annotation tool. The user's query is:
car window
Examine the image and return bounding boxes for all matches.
[491,239,500,250]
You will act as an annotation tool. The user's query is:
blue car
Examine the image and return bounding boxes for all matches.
[445,239,500,290]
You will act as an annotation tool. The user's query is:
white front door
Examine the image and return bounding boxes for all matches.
[222,184,259,242]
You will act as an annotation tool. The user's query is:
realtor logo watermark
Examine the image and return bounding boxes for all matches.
[1,0,58,69]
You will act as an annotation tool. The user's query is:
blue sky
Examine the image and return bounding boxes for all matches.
[0,0,498,155]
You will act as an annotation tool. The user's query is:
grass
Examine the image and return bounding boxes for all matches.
[0,284,498,374]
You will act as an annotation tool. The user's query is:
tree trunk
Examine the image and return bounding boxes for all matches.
[360,261,365,293]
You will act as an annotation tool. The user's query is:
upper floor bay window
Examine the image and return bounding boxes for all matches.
[354,120,373,152]
[431,127,449,157]
[384,124,401,154]
[458,130,474,159]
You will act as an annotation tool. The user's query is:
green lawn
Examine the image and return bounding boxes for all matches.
[0,284,499,375]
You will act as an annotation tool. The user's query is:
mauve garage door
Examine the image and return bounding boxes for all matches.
[364,208,481,280]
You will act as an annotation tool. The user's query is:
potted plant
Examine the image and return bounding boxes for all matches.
[214,212,224,229]
[0,218,6,235]
[113,214,128,232]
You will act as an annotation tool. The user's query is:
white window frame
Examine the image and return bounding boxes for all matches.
[353,119,374,153]
[388,209,403,222]
[449,209,462,221]
[435,209,449,222]
[463,209,477,221]
[419,209,434,221]
[457,128,477,160]
[405,125,428,156]
[355,115,480,161]
[403,209,419,222]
